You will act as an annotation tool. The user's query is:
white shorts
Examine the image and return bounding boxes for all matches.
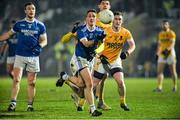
[70,54,94,76]
[158,49,176,65]
[7,56,15,64]
[14,55,40,72]
[94,57,123,75]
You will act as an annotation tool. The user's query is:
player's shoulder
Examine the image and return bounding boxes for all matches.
[14,19,26,25]
[159,30,164,35]
[77,24,87,32]
[95,26,104,32]
[34,19,45,27]
[121,27,130,32]
[120,27,132,35]
[169,29,176,34]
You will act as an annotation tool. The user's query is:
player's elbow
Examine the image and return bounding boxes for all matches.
[129,40,136,52]
[44,40,48,47]
[132,43,136,51]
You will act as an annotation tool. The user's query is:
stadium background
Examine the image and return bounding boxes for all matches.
[0,0,180,77]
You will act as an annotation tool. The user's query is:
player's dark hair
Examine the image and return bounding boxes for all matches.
[24,2,34,10]
[87,9,97,14]
[11,20,16,24]
[162,19,169,23]
[99,0,110,4]
[114,11,123,16]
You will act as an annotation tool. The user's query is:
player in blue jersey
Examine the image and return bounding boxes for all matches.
[56,9,105,116]
[6,20,18,79]
[0,2,47,112]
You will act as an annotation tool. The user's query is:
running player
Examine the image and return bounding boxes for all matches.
[93,11,135,111]
[57,9,104,116]
[57,0,112,111]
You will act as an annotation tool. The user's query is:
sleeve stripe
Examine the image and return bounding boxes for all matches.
[40,33,47,38]
[80,37,87,42]
[11,28,16,33]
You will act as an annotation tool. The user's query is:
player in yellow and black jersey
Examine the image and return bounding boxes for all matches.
[93,11,135,111]
[153,20,177,92]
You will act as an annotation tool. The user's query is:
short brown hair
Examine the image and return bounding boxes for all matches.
[114,11,123,16]
[162,19,169,23]
[99,0,110,4]
[87,9,97,14]
[24,2,35,10]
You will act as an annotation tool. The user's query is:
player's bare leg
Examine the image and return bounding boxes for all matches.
[155,63,165,92]
[169,63,178,92]
[113,72,130,111]
[56,72,87,111]
[56,72,85,95]
[65,78,86,111]
[8,67,23,111]
[7,64,14,79]
[96,75,111,110]
[79,68,97,113]
[27,72,37,111]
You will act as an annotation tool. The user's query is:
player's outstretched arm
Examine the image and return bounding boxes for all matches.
[61,21,80,44]
[61,32,76,44]
[0,30,14,41]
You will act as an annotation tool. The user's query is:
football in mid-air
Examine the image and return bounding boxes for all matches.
[98,9,114,24]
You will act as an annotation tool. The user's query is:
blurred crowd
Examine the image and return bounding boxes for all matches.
[0,0,180,77]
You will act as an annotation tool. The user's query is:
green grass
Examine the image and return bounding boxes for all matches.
[0,77,180,119]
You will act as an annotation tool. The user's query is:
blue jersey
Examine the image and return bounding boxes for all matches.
[7,34,18,57]
[12,18,46,56]
[76,25,104,61]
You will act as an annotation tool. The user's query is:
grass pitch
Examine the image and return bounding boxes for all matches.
[0,77,180,119]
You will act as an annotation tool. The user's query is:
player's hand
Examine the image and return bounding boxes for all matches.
[87,51,96,61]
[100,55,109,64]
[72,21,80,33]
[155,54,158,61]
[32,44,42,55]
[161,49,170,58]
[120,51,129,60]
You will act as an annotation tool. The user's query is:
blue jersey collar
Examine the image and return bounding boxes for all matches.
[86,25,96,32]
[24,17,35,23]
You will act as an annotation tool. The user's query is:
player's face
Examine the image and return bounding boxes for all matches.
[99,1,111,11]
[25,4,36,19]
[113,15,123,29]
[86,12,96,27]
[162,22,170,31]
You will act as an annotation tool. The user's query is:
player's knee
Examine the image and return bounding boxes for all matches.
[119,79,125,86]
[13,77,20,83]
[85,82,93,89]
[13,80,20,85]
[28,81,36,87]
[157,71,163,76]
[77,81,85,88]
